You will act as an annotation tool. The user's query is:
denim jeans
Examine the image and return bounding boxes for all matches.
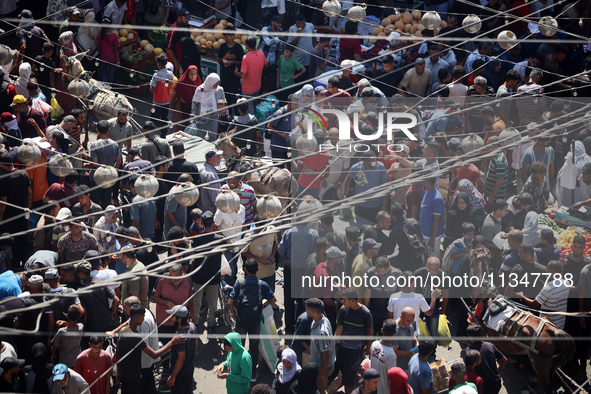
[101,63,117,83]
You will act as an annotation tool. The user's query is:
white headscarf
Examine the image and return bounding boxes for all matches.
[522,211,541,246]
[192,73,220,116]
[15,62,31,97]
[277,349,301,384]
[556,141,591,207]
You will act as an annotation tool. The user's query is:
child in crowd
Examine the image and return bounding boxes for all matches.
[277,45,306,102]
[51,305,83,368]
[189,208,205,236]
[522,161,550,213]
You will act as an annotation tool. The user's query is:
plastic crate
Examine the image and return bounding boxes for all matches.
[118,30,139,47]
[121,50,156,71]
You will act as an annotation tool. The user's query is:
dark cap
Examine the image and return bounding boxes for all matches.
[448,137,462,152]
[362,238,382,251]
[18,9,33,18]
[76,261,92,274]
[1,357,25,370]
[363,368,380,380]
[205,148,223,160]
[176,8,190,18]
[84,250,102,267]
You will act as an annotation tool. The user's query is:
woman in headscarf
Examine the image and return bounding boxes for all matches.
[522,211,541,246]
[96,18,120,83]
[56,30,79,114]
[191,73,225,139]
[481,58,502,91]
[288,362,319,394]
[76,10,100,57]
[455,179,487,231]
[171,64,202,132]
[22,342,54,393]
[180,36,203,82]
[388,367,411,394]
[444,191,477,249]
[295,84,315,108]
[15,62,32,97]
[557,140,591,207]
[273,348,302,394]
[93,205,120,254]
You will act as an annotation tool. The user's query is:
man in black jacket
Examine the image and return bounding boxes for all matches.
[191,211,224,331]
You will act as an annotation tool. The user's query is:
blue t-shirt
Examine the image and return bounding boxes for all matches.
[0,270,22,299]
[347,161,388,208]
[270,107,292,152]
[419,189,445,238]
[408,354,434,394]
[450,238,468,274]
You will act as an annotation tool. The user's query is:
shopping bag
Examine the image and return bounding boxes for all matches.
[418,317,430,337]
[437,314,452,346]
[50,97,64,118]
[31,97,52,118]
[220,254,232,276]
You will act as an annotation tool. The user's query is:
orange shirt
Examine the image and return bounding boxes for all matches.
[26,155,49,203]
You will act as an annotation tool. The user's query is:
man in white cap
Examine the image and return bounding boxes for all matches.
[166,305,197,392]
[198,148,223,212]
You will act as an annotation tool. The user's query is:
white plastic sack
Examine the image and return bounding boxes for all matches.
[259,305,280,371]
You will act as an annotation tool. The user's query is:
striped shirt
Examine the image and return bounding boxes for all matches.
[516,82,547,125]
[536,281,569,329]
[485,153,509,200]
[220,183,257,224]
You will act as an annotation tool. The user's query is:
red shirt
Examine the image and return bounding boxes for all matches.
[452,164,482,186]
[240,50,268,94]
[297,152,329,189]
[153,276,194,326]
[339,37,361,61]
[449,369,484,394]
[314,262,337,315]
[74,349,113,394]
[43,182,78,208]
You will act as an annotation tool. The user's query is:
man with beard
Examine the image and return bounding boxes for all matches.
[0,357,25,392]
[12,95,46,139]
[166,305,197,393]
[51,363,89,394]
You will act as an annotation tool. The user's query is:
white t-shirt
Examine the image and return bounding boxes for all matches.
[126,310,159,368]
[0,342,17,374]
[214,205,245,243]
[387,292,430,336]
[370,340,397,394]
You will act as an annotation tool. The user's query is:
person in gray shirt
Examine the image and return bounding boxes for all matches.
[198,149,222,213]
[392,307,418,373]
[87,120,121,208]
[164,173,193,237]
[306,298,336,392]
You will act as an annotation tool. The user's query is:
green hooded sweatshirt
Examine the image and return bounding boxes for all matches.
[222,332,252,394]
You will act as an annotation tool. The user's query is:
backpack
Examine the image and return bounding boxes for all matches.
[442,238,467,274]
[235,279,263,325]
[403,219,427,266]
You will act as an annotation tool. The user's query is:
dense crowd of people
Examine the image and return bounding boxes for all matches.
[2,0,591,393]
